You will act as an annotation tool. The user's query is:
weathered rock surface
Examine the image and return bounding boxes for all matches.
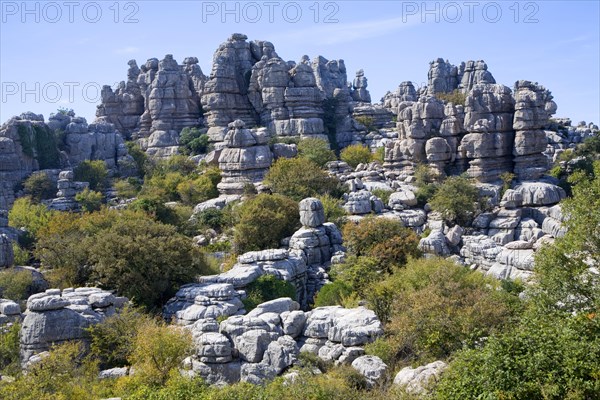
[394,360,447,395]
[20,288,127,365]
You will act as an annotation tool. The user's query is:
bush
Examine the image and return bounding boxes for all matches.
[233,194,299,253]
[87,306,150,369]
[355,116,375,132]
[317,194,347,227]
[75,188,103,212]
[74,160,108,190]
[195,208,225,231]
[265,157,342,201]
[179,127,210,155]
[176,174,218,205]
[0,268,33,300]
[330,256,381,296]
[12,242,30,265]
[374,258,518,365]
[371,188,393,206]
[126,141,147,176]
[23,172,55,202]
[8,197,53,247]
[435,89,467,106]
[242,275,297,311]
[342,216,421,271]
[429,175,480,225]
[313,280,353,307]
[0,322,21,376]
[297,138,337,167]
[114,178,141,199]
[340,144,372,169]
[35,209,210,309]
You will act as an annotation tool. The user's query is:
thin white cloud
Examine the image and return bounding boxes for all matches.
[556,35,591,46]
[278,15,420,46]
[114,46,141,55]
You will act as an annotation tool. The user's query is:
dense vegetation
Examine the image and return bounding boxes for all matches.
[0,129,598,399]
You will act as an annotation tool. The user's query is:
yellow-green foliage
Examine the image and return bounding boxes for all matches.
[0,322,21,376]
[74,160,108,190]
[0,268,32,300]
[265,157,341,201]
[75,188,103,212]
[114,178,141,199]
[8,197,54,246]
[127,319,193,386]
[297,138,337,167]
[233,194,299,253]
[435,89,467,106]
[11,242,30,266]
[316,194,347,226]
[340,144,373,169]
[35,208,210,309]
[355,116,376,132]
[23,172,55,202]
[429,175,480,225]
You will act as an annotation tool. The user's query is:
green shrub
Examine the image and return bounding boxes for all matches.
[435,89,467,106]
[74,160,108,190]
[330,256,381,296]
[265,158,342,201]
[316,194,347,226]
[429,175,480,225]
[342,216,421,271]
[179,127,210,155]
[176,175,218,205]
[340,144,372,169]
[8,197,53,247]
[114,178,141,199]
[23,172,55,202]
[314,280,353,307]
[126,141,147,176]
[233,194,299,253]
[195,208,225,231]
[0,268,33,300]
[297,138,337,167]
[75,188,103,212]
[87,306,150,369]
[0,322,21,376]
[12,242,30,265]
[242,275,297,311]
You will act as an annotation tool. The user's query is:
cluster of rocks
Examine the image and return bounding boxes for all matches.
[19,287,127,366]
[418,181,567,280]
[216,120,272,195]
[46,170,89,211]
[180,297,384,385]
[427,58,496,95]
[545,119,599,162]
[0,298,21,325]
[0,112,135,209]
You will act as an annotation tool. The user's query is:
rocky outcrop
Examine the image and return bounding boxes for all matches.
[136,55,204,157]
[512,81,557,180]
[289,198,345,302]
[0,233,13,268]
[20,288,127,366]
[217,120,272,195]
[351,69,371,103]
[47,170,88,212]
[95,60,145,138]
[394,360,447,395]
[0,298,21,325]
[427,58,495,95]
[183,302,383,385]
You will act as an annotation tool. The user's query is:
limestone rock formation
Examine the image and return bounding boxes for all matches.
[217,120,272,195]
[20,288,127,366]
[512,80,558,180]
[394,360,447,395]
[351,69,371,103]
[0,234,13,268]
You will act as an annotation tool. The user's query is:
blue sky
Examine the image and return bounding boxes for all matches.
[1,1,599,125]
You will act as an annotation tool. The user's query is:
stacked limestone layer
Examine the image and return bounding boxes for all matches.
[95,60,145,138]
[457,84,516,182]
[19,288,127,366]
[217,120,272,195]
[512,80,558,180]
[135,55,204,157]
[181,299,383,385]
[427,58,496,95]
[47,170,88,212]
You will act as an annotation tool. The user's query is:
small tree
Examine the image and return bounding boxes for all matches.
[233,194,299,253]
[242,274,297,311]
[23,172,55,202]
[429,175,480,225]
[75,188,103,212]
[179,127,209,156]
[297,138,337,167]
[74,160,108,191]
[340,144,373,169]
[264,158,341,201]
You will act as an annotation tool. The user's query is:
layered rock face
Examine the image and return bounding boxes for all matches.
[512,80,558,180]
[47,170,89,212]
[20,288,127,366]
[181,301,383,385]
[427,58,496,95]
[217,120,272,195]
[95,60,145,138]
